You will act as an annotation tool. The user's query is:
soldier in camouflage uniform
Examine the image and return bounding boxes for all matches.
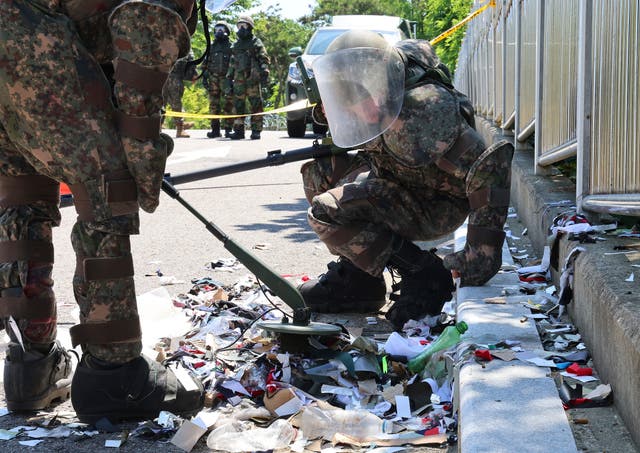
[202,20,234,138]
[163,51,197,138]
[0,0,204,421]
[225,15,270,140]
[299,31,514,329]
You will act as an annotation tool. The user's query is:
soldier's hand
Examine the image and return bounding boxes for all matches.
[224,77,233,95]
[443,242,502,287]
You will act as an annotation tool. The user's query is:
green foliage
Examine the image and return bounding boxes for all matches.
[252,6,314,108]
[417,0,474,72]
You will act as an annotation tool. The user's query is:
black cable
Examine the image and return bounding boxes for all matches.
[215,307,277,352]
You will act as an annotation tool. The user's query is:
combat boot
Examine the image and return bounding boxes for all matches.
[298,258,386,313]
[176,122,190,138]
[250,130,261,140]
[72,354,204,424]
[207,120,221,138]
[224,127,233,138]
[385,239,455,330]
[229,125,245,140]
[4,341,73,411]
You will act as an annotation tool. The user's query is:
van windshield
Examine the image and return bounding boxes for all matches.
[306,29,399,55]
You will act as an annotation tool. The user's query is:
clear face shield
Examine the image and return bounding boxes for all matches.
[205,0,238,13]
[312,47,405,148]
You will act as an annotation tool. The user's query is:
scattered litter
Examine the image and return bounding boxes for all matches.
[625,273,634,282]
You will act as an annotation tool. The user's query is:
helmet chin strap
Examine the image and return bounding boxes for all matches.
[186,0,211,80]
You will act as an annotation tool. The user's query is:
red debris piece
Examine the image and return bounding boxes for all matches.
[567,362,593,376]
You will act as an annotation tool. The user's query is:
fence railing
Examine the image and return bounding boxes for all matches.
[455,0,640,216]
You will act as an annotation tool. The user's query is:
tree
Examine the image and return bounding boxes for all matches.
[414,0,473,72]
[252,6,314,108]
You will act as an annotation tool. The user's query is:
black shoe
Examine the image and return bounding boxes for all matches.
[4,341,73,411]
[224,128,232,138]
[250,130,261,140]
[298,258,386,313]
[229,125,245,140]
[71,354,204,424]
[386,247,454,329]
[207,130,221,138]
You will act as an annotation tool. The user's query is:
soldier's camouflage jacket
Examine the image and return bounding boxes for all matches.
[303,40,514,287]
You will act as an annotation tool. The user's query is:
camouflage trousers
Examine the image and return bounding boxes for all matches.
[0,1,141,363]
[301,153,469,276]
[232,77,264,131]
[206,75,234,129]
[163,78,187,126]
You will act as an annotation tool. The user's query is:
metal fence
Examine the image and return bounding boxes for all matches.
[455,0,640,216]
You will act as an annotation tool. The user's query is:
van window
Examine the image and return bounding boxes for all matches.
[306,29,401,55]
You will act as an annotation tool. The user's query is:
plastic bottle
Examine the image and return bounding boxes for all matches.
[407,321,469,374]
[299,406,393,440]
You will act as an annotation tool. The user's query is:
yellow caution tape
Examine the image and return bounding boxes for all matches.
[430,0,495,46]
[164,99,314,119]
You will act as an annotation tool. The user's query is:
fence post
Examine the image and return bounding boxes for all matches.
[576,0,593,213]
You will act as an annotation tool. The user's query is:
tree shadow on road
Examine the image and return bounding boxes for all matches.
[234,198,317,242]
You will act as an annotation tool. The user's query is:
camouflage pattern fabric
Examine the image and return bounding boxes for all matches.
[226,34,270,132]
[302,40,512,286]
[0,0,191,362]
[202,39,234,129]
[163,52,197,125]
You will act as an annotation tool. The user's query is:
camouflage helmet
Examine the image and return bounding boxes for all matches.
[236,15,254,28]
[214,20,231,35]
[326,29,390,54]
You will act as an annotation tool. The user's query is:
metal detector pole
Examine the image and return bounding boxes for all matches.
[161,180,341,335]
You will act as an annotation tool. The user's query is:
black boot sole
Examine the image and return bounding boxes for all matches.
[7,381,71,412]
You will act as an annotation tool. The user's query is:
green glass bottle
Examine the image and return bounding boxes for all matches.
[407,321,469,374]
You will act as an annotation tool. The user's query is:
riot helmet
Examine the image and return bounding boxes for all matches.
[214,20,230,39]
[236,15,254,39]
[312,30,405,148]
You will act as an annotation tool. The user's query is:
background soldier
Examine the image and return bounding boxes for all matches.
[299,31,514,330]
[202,20,234,138]
[0,0,204,421]
[163,51,197,138]
[226,15,270,140]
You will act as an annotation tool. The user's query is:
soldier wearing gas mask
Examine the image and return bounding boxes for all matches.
[299,31,514,330]
[0,0,206,422]
[225,15,270,140]
[202,20,235,138]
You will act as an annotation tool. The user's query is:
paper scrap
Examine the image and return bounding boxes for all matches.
[490,350,517,361]
[170,420,207,452]
[105,440,122,448]
[625,273,634,282]
[395,395,412,418]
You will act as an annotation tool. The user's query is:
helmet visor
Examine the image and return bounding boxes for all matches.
[313,47,405,148]
[205,0,238,13]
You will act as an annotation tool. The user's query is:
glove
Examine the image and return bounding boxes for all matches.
[443,239,503,286]
[260,71,269,86]
[224,77,233,95]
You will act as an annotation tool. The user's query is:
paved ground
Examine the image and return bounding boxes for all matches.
[0,129,637,452]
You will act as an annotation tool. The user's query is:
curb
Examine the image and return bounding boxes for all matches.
[454,225,578,452]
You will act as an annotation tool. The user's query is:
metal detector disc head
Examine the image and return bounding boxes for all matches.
[257,320,341,335]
